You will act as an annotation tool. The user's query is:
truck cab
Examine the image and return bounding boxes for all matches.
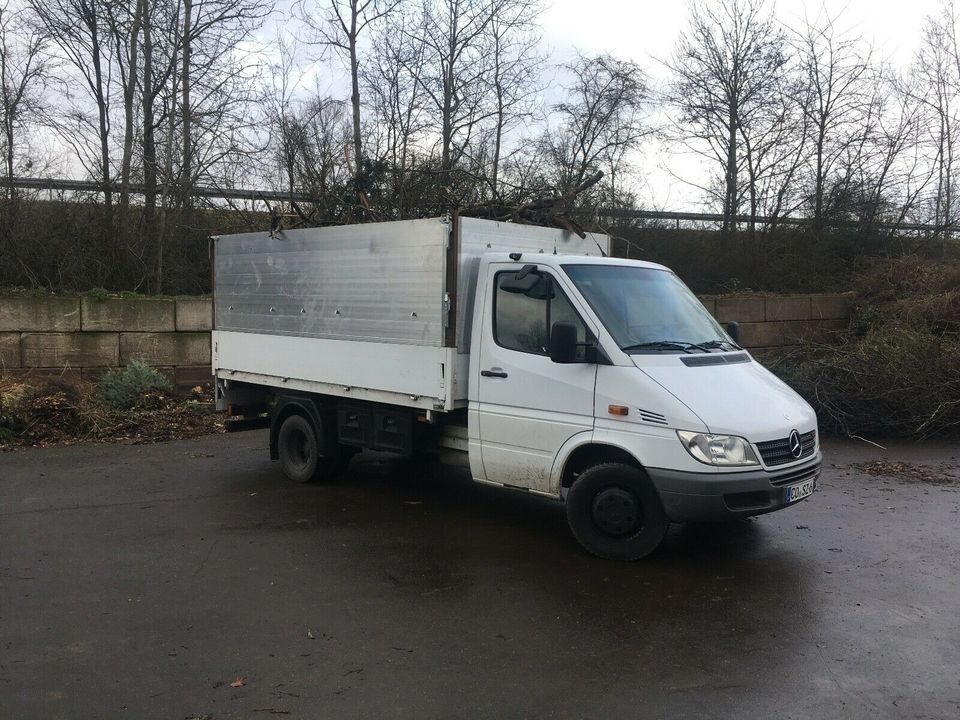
[463,253,820,559]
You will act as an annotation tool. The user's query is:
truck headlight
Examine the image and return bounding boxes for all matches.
[677,431,759,466]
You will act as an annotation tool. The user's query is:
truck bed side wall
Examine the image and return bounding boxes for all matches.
[212,217,608,411]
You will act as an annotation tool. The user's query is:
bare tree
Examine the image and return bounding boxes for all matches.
[0,2,48,199]
[665,0,787,235]
[300,0,399,175]
[480,0,543,201]
[735,51,807,236]
[911,1,960,239]
[544,52,649,201]
[105,0,143,234]
[362,9,429,214]
[794,8,873,233]
[30,0,115,234]
[407,0,499,191]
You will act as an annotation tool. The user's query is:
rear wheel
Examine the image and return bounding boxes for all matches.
[565,462,669,560]
[277,413,337,483]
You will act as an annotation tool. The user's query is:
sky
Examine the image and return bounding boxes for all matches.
[533,0,945,210]
[539,0,940,68]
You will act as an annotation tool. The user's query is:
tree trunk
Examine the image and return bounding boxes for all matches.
[90,6,113,242]
[349,5,362,175]
[181,0,192,207]
[142,0,156,240]
[813,125,826,236]
[5,117,14,201]
[441,61,453,189]
[723,109,737,237]
[119,0,144,239]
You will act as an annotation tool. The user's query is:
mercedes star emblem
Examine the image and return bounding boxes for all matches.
[788,429,802,458]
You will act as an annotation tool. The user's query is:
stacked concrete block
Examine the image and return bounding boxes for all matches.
[175,297,213,331]
[0,332,20,369]
[709,293,853,350]
[20,332,120,367]
[716,295,766,323]
[80,297,175,332]
[0,296,81,331]
[0,295,214,386]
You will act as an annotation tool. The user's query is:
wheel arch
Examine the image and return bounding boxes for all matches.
[269,394,326,461]
[552,435,646,497]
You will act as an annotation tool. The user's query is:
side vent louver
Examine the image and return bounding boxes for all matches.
[637,409,668,425]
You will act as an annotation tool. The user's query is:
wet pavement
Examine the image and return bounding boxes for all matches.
[1,431,959,719]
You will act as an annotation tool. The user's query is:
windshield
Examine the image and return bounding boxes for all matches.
[562,264,730,353]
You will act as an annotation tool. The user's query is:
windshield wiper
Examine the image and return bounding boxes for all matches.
[699,339,742,351]
[620,340,712,354]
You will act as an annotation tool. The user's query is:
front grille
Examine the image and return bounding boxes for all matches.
[756,430,816,467]
[768,463,820,487]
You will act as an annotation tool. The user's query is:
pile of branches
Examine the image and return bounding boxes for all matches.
[458,171,605,238]
[267,170,607,239]
[768,255,960,439]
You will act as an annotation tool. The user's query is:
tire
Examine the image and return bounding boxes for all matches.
[277,413,331,483]
[565,462,669,561]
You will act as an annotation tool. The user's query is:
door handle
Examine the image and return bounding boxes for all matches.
[481,369,508,378]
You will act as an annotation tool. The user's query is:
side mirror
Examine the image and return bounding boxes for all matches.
[549,321,579,363]
[726,321,740,344]
[499,265,541,294]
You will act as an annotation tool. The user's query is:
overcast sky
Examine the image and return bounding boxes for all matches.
[540,0,940,67]
[534,0,944,210]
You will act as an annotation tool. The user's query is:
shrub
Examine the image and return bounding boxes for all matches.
[97,361,171,411]
[771,325,960,439]
[769,255,960,439]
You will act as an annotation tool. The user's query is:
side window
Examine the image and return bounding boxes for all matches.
[494,271,588,358]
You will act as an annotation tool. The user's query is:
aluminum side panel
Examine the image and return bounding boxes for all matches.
[215,219,448,346]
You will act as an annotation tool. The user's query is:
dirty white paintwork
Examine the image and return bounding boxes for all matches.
[472,263,599,492]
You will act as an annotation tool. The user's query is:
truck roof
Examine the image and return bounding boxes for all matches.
[480,252,671,272]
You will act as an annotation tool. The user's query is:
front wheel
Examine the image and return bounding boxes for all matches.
[565,462,669,560]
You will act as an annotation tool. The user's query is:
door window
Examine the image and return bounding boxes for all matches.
[493,271,588,359]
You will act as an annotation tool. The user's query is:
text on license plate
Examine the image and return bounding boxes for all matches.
[786,478,815,503]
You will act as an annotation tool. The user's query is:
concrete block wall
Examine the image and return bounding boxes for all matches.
[0,292,851,384]
[0,296,213,386]
[698,293,852,349]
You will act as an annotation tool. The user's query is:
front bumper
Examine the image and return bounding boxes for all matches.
[647,453,822,522]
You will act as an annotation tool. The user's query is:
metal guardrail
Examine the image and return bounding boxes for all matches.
[0,175,949,234]
[0,176,296,202]
[587,207,940,233]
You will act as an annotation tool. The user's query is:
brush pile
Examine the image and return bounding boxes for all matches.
[769,256,960,439]
[0,364,222,449]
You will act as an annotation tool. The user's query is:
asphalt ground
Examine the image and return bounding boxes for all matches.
[1,431,959,719]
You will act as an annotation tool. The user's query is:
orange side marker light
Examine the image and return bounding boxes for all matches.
[608,405,629,416]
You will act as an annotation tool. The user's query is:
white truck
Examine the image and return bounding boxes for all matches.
[212,216,820,560]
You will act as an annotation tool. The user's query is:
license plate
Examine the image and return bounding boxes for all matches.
[785,478,815,503]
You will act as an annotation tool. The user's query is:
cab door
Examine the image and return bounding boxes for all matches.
[475,265,597,493]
